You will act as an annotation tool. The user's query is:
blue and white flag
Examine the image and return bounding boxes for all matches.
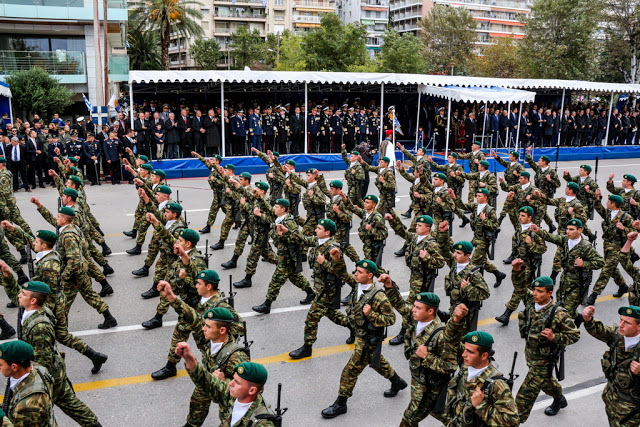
[393,115,404,136]
[82,93,92,113]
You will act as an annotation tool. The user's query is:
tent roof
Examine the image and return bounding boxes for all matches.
[419,84,536,103]
[129,71,640,94]
[0,81,11,98]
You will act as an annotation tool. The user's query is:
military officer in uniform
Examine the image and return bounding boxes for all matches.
[319,107,332,153]
[263,106,276,152]
[249,106,263,152]
[102,131,121,184]
[82,133,101,186]
[343,107,357,151]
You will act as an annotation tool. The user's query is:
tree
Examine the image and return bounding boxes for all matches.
[274,31,307,71]
[302,13,368,71]
[520,0,600,79]
[230,26,264,69]
[378,30,427,74]
[189,38,223,70]
[129,0,203,70]
[419,5,477,75]
[468,38,525,78]
[596,33,631,83]
[127,28,161,70]
[6,68,73,119]
[602,0,640,85]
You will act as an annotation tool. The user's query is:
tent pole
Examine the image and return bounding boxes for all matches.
[304,82,308,155]
[8,95,13,125]
[515,101,522,152]
[415,91,421,148]
[445,98,452,159]
[605,92,614,146]
[506,101,511,149]
[129,85,134,130]
[558,89,565,146]
[481,101,487,153]
[221,82,226,158]
[379,83,384,149]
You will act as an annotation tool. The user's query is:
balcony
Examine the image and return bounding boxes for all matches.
[293,0,334,11]
[108,53,128,82]
[213,0,265,7]
[214,11,266,20]
[0,50,86,84]
[389,0,422,11]
[292,14,321,24]
[0,0,127,21]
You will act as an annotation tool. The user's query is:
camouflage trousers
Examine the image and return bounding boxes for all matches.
[51,293,89,355]
[206,195,223,227]
[84,250,106,283]
[131,200,146,231]
[375,194,394,216]
[468,182,479,204]
[347,185,363,209]
[155,256,176,316]
[0,236,21,276]
[186,383,216,426]
[232,223,251,257]
[245,242,276,276]
[499,200,518,230]
[90,222,105,245]
[537,205,555,228]
[86,208,101,233]
[143,232,162,268]
[470,240,498,274]
[303,286,344,346]
[301,215,320,238]
[219,207,238,241]
[593,247,635,295]
[515,364,562,423]
[557,277,585,318]
[52,362,98,426]
[8,203,32,236]
[88,242,107,268]
[167,313,206,365]
[603,383,640,427]
[506,265,535,311]
[63,274,108,315]
[334,230,359,263]
[135,221,152,246]
[399,377,447,427]
[265,257,311,302]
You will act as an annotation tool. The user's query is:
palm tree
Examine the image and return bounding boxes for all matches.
[129,0,204,69]
[127,28,161,70]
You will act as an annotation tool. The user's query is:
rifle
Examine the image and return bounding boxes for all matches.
[271,383,288,427]
[227,275,236,309]
[374,239,385,268]
[545,304,566,381]
[366,321,386,369]
[486,227,500,261]
[242,321,253,358]
[554,142,560,172]
[424,267,438,293]
[506,351,519,391]
[443,211,454,236]
[204,239,210,268]
[175,190,181,205]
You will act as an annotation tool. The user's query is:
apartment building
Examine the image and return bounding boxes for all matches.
[336,0,389,57]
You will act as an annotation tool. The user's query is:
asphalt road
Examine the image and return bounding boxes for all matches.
[5,156,638,426]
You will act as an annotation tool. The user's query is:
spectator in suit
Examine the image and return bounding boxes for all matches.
[177,109,192,157]
[117,112,128,133]
[160,104,170,122]
[164,112,180,159]
[290,106,304,153]
[24,130,43,188]
[134,112,150,160]
[543,109,554,147]
[490,110,500,146]
[191,109,204,154]
[464,111,477,152]
[8,136,29,191]
[499,110,510,144]
[203,109,221,156]
[122,128,136,183]
[113,119,125,140]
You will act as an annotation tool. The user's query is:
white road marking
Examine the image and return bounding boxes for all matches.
[532,382,605,412]
[126,208,210,216]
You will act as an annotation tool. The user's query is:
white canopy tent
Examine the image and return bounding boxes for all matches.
[0,82,13,125]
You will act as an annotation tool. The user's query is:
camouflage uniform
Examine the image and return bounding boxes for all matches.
[133,180,156,247]
[293,176,327,237]
[526,154,561,228]
[5,364,55,427]
[342,198,388,268]
[0,227,22,276]
[495,155,525,224]
[400,148,432,181]
[326,193,359,263]
[218,174,240,243]
[536,229,605,317]
[425,183,455,226]
[274,157,302,218]
[361,162,396,214]
[504,225,547,311]
[197,154,225,227]
[187,362,274,426]
[0,169,32,237]
[385,282,464,426]
[457,150,487,202]
[585,316,640,427]
[145,200,184,287]
[563,173,599,218]
[607,179,640,220]
[516,291,580,422]
[341,147,365,207]
[229,184,255,258]
[500,181,544,228]
[243,194,277,276]
[397,168,432,232]
[428,159,464,198]
[459,170,498,207]
[444,363,520,427]
[452,198,500,276]
[22,308,98,425]
[256,150,285,205]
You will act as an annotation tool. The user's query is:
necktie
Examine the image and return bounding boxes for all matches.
[12,146,17,162]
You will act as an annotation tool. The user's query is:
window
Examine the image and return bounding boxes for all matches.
[202,21,209,30]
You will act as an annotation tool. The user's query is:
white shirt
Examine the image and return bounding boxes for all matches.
[308,182,316,188]
[414,178,421,185]
[210,340,224,356]
[9,373,30,392]
[456,262,469,274]
[165,219,176,230]
[200,295,213,306]
[416,234,428,244]
[472,150,480,155]
[318,237,329,245]
[159,200,168,210]
[568,236,582,251]
[510,161,516,166]
[365,211,372,221]
[467,365,489,382]
[479,171,487,178]
[275,214,286,225]
[611,210,619,221]
[21,309,37,325]
[580,176,587,183]
[357,283,373,300]
[521,223,532,232]
[350,162,358,168]
[35,250,53,262]
[434,186,442,193]
[521,183,530,190]
[541,166,549,172]
[416,320,433,337]
[58,224,69,232]
[230,400,253,426]
[624,334,640,351]
[565,196,575,202]
[332,195,340,202]
[476,203,486,215]
[625,188,633,193]
[535,300,551,312]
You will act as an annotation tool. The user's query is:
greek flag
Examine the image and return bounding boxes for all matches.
[393,115,404,136]
[82,93,92,113]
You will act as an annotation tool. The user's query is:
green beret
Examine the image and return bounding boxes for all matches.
[619,306,640,319]
[69,166,79,174]
[415,292,440,307]
[449,152,459,159]
[351,151,359,156]
[0,341,34,363]
[0,157,6,164]
[472,141,482,147]
[0,408,5,419]
[519,206,534,215]
[356,259,378,275]
[255,181,269,191]
[234,362,268,385]
[565,218,583,228]
[454,240,473,254]
[22,280,50,294]
[329,180,343,189]
[213,154,223,161]
[272,151,280,157]
[138,155,149,162]
[156,185,172,195]
[318,218,337,233]
[625,174,638,183]
[36,230,57,244]
[239,172,251,179]
[567,182,580,192]
[224,164,236,171]
[519,171,530,178]
[67,157,79,164]
[416,215,433,225]
[434,172,447,181]
[510,151,519,158]
[179,228,199,244]
[609,194,624,206]
[306,168,315,174]
[204,307,234,322]
[540,155,551,164]
[141,163,153,171]
[380,156,391,164]
[364,194,379,203]
[479,160,490,168]
[198,269,220,284]
[152,169,167,178]
[581,164,592,173]
[285,160,296,167]
[58,206,76,217]
[69,175,82,186]
[63,188,78,198]
[165,202,182,215]
[463,331,494,348]
[531,276,554,288]
[476,188,490,196]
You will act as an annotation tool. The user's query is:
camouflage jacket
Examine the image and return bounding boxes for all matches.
[325,195,353,234]
[153,219,186,258]
[458,150,487,174]
[500,182,542,213]
[273,157,302,200]
[296,234,342,291]
[427,183,455,219]
[56,224,87,283]
[343,282,395,336]
[526,155,560,196]
[202,339,250,380]
[538,194,587,232]
[343,198,388,244]
[398,167,430,212]
[6,364,55,427]
[453,199,498,243]
[606,180,640,219]
[444,262,490,311]
[510,224,547,266]
[495,156,525,187]
[257,151,285,192]
[341,148,365,189]
[388,211,446,272]
[297,180,327,221]
[460,170,498,195]
[401,148,432,179]
[537,230,605,281]
[594,200,634,248]
[429,160,465,191]
[563,173,598,207]
[22,308,61,377]
[362,163,396,196]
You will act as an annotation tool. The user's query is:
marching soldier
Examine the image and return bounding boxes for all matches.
[499,171,543,232]
[253,148,285,205]
[360,155,396,215]
[607,173,640,220]
[393,162,433,255]
[340,193,388,269]
[526,146,561,230]
[456,159,495,218]
[562,164,599,219]
[341,145,365,208]
[326,181,359,263]
[193,152,223,234]
[458,141,486,178]
[426,173,455,226]
[516,275,580,421]
[209,164,240,251]
[273,157,302,219]
[219,172,255,270]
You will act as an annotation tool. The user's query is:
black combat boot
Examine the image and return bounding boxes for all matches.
[233,274,253,288]
[126,244,142,255]
[459,216,470,228]
[389,327,405,346]
[401,209,412,219]
[321,396,347,419]
[252,299,272,314]
[383,373,408,397]
[495,308,513,326]
[199,225,211,234]
[103,264,114,275]
[221,255,238,269]
[301,253,308,262]
[142,313,163,329]
[300,289,316,305]
[210,240,225,250]
[141,284,160,299]
[132,265,150,277]
[586,292,598,306]
[101,242,112,256]
[548,222,557,233]
[5,302,15,308]
[16,270,29,285]
[98,310,117,329]
[544,395,567,416]
[341,290,354,306]
[289,344,312,359]
[550,270,559,284]
[346,327,355,344]
[394,245,406,257]
[631,251,640,264]
[99,279,113,297]
[494,270,506,288]
[123,229,137,238]
[498,214,506,225]
[502,254,514,265]
[0,318,15,340]
[151,361,177,380]
[96,227,105,236]
[84,347,108,374]
[613,284,629,298]
[19,249,27,264]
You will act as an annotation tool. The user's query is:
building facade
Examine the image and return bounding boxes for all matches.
[336,0,389,57]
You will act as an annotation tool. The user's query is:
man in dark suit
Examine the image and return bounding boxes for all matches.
[122,128,136,183]
[464,111,477,152]
[134,112,150,160]
[164,112,180,159]
[289,106,304,153]
[150,112,163,159]
[24,130,43,188]
[8,137,29,191]
[191,109,204,154]
[499,110,510,144]
[177,109,192,157]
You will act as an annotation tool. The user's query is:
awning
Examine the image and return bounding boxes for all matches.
[418,84,536,103]
[0,82,12,98]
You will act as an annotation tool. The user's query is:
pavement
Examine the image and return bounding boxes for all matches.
[4,156,638,426]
